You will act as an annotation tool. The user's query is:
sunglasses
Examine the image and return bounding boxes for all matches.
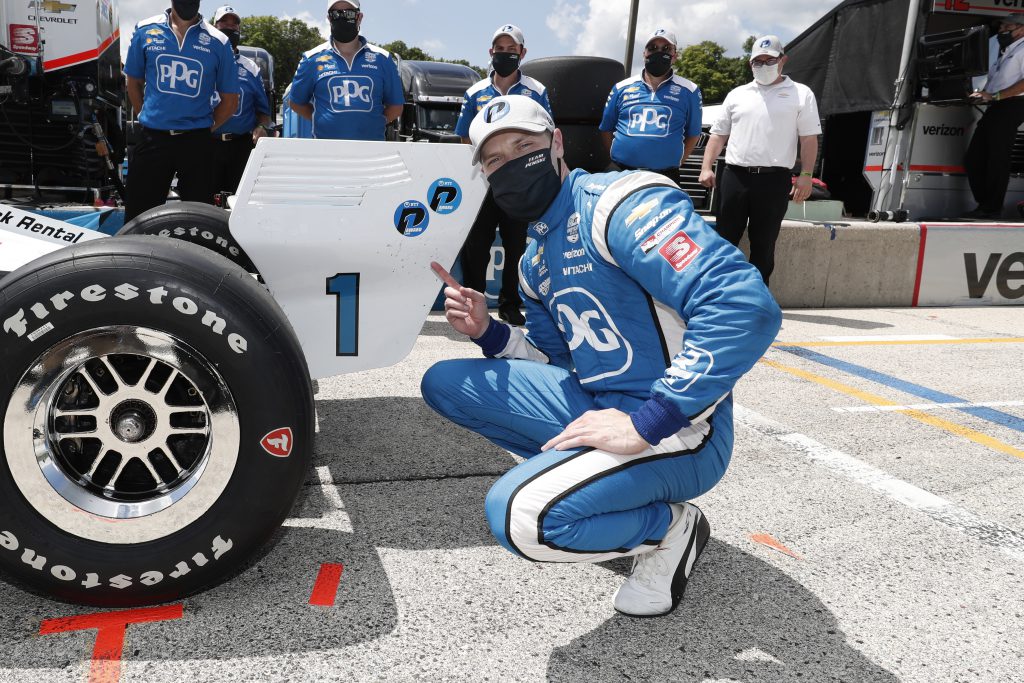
[645,44,674,54]
[328,8,358,20]
[751,57,781,66]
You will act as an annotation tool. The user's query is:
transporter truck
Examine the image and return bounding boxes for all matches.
[0,0,123,202]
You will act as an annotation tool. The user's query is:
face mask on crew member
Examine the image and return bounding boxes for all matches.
[998,30,1017,50]
[330,14,359,43]
[172,0,201,21]
[644,51,673,77]
[221,28,241,50]
[488,144,563,223]
[752,62,780,86]
[491,52,521,78]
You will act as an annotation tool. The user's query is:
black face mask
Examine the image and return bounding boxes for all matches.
[491,52,520,78]
[330,17,359,43]
[998,30,1017,50]
[489,145,563,223]
[221,28,241,51]
[645,51,673,78]
[171,0,201,21]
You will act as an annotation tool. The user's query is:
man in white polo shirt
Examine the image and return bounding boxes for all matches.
[698,35,820,285]
[963,13,1024,220]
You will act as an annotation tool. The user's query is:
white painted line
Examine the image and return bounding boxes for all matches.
[818,334,958,342]
[282,465,354,532]
[832,400,1024,414]
[734,404,1024,563]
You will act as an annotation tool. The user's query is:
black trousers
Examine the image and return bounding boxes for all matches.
[608,160,681,185]
[460,189,527,311]
[714,165,792,285]
[126,128,216,221]
[964,98,1024,215]
[212,135,255,195]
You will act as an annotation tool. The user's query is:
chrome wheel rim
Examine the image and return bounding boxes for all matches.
[5,327,240,544]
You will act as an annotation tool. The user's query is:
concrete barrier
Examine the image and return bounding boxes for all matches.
[739,220,922,308]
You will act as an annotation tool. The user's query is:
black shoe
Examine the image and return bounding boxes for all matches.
[963,207,999,220]
[498,307,526,326]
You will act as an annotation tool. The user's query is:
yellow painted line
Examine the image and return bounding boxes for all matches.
[760,358,1024,460]
[773,337,1024,348]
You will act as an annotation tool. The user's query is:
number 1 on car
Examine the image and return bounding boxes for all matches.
[326,273,360,356]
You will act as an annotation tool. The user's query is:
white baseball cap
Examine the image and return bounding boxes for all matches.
[492,23,525,46]
[213,6,239,23]
[469,95,555,165]
[645,28,677,49]
[327,0,360,11]
[751,35,784,59]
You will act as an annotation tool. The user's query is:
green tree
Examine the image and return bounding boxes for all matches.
[379,40,486,77]
[241,16,324,99]
[675,37,755,104]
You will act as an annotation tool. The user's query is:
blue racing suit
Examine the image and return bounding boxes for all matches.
[421,169,781,563]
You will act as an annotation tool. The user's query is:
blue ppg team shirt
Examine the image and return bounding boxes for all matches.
[454,73,553,139]
[599,74,703,170]
[214,54,271,135]
[124,12,240,131]
[289,38,403,140]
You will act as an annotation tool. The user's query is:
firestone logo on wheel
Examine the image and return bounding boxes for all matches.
[261,428,293,457]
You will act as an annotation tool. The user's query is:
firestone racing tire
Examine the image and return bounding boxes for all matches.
[117,202,259,275]
[0,237,314,606]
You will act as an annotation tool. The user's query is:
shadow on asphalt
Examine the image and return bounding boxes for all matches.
[781,313,894,330]
[552,542,898,682]
[0,395,895,681]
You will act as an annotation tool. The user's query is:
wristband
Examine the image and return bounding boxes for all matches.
[995,91,1002,101]
[800,171,813,177]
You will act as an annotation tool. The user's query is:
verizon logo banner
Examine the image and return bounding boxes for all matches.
[914,225,1024,306]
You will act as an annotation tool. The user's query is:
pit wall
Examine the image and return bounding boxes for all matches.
[737,221,1024,308]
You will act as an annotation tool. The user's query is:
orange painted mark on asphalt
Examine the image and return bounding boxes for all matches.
[750,533,802,559]
[309,562,344,606]
[39,604,183,683]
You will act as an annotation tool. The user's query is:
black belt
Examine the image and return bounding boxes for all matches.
[617,162,677,174]
[728,164,790,174]
[212,132,250,142]
[144,127,210,137]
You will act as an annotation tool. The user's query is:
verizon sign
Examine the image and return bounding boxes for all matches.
[915,225,1024,305]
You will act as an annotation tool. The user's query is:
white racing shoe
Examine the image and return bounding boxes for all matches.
[613,503,711,617]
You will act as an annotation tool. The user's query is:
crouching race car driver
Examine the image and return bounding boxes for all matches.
[422,95,781,617]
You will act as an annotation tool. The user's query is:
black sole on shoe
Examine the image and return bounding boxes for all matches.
[667,507,710,613]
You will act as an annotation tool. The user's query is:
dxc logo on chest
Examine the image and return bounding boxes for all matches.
[550,287,633,383]
[155,55,203,97]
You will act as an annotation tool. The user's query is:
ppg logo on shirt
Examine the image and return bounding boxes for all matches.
[328,75,374,112]
[627,105,672,137]
[155,54,204,98]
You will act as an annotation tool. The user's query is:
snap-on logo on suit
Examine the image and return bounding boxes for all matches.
[550,287,633,383]
[156,55,204,98]
[328,75,374,112]
[261,428,293,457]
